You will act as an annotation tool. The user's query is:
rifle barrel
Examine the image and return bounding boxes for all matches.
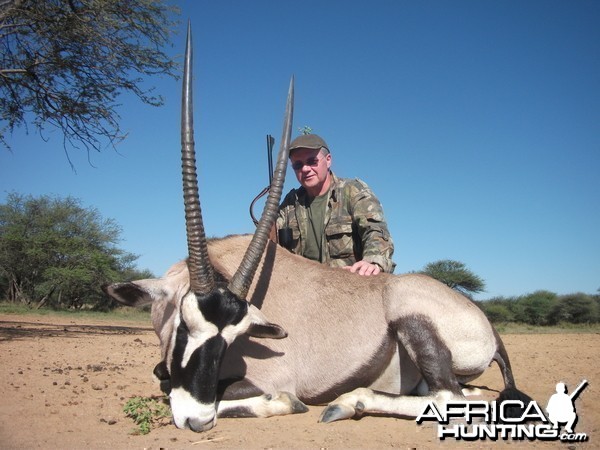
[569,379,588,400]
[267,135,275,186]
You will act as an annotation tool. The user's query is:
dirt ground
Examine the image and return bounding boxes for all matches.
[0,313,597,449]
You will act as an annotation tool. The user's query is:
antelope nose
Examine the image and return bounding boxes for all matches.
[186,416,215,433]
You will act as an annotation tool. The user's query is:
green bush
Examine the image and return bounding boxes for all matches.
[514,291,557,325]
[547,293,599,325]
[480,302,514,323]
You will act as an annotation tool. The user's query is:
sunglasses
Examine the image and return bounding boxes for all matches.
[291,156,323,171]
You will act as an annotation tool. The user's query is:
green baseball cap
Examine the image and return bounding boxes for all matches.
[288,134,330,155]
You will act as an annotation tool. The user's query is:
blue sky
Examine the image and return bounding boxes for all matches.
[2,0,599,300]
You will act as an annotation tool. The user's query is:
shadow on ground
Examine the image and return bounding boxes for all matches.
[0,319,152,341]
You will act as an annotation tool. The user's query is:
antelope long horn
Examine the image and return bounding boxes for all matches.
[228,76,295,299]
[181,22,215,294]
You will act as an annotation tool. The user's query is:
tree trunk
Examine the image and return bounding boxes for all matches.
[35,286,56,309]
[7,274,27,303]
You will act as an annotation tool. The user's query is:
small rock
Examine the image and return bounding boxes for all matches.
[100,417,117,425]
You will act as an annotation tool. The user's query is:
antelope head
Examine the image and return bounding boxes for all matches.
[168,24,294,431]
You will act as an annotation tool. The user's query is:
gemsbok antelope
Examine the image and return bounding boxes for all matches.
[104,24,531,432]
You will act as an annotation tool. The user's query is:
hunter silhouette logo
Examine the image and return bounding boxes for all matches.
[416,379,589,442]
[546,379,588,435]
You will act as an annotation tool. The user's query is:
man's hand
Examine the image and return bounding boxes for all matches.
[341,260,381,276]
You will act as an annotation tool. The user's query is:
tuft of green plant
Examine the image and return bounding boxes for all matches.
[123,396,171,435]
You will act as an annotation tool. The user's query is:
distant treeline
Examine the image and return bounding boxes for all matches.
[475,291,599,325]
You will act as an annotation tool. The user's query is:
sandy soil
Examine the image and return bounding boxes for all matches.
[0,313,597,449]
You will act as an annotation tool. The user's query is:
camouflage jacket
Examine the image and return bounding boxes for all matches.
[276,172,396,273]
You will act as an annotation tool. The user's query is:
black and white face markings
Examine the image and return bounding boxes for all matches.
[168,288,253,432]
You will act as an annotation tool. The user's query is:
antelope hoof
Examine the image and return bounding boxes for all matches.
[291,398,309,414]
[319,404,356,423]
[279,392,309,414]
[265,391,308,416]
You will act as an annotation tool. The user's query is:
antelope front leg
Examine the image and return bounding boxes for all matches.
[217,391,308,419]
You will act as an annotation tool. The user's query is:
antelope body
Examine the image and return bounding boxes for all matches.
[104,24,530,432]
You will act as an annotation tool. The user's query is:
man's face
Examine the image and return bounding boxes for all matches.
[290,147,331,196]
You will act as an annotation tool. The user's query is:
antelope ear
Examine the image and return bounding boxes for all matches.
[102,279,172,307]
[246,304,288,339]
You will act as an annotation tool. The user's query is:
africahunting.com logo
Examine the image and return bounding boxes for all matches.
[417,380,589,443]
